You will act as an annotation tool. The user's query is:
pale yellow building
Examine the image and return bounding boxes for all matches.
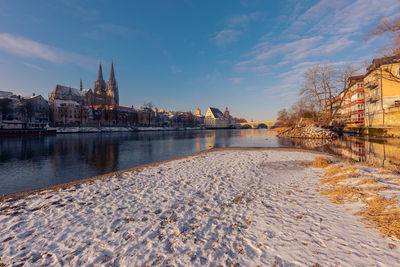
[195,107,201,116]
[204,107,229,128]
[364,56,400,128]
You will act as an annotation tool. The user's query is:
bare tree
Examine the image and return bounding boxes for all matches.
[366,16,400,83]
[300,65,324,114]
[299,63,357,126]
[329,64,357,121]
[300,64,337,124]
[277,108,289,121]
[367,16,400,54]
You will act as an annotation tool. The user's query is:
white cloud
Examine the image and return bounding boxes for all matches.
[170,66,182,74]
[98,23,131,35]
[223,12,262,28]
[212,12,263,46]
[231,77,244,84]
[264,83,298,98]
[0,33,61,63]
[236,34,355,73]
[286,0,400,36]
[0,33,97,70]
[213,29,243,46]
[23,62,45,72]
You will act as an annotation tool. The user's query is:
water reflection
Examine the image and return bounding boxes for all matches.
[0,129,277,195]
[1,129,399,195]
[278,135,400,171]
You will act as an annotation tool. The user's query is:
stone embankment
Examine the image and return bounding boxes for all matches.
[278,125,337,139]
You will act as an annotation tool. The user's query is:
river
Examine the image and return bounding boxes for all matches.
[0,129,399,195]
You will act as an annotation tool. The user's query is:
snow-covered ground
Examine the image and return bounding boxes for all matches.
[0,150,399,266]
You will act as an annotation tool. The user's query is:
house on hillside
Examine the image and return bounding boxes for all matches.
[204,107,230,128]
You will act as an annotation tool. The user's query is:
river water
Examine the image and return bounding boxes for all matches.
[0,129,399,195]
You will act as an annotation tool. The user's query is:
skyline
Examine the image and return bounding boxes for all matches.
[0,0,399,121]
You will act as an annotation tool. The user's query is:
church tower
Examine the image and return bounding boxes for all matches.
[224,107,230,119]
[106,61,119,105]
[94,63,106,96]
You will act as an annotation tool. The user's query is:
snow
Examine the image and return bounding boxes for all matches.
[0,91,13,99]
[0,150,399,266]
[54,99,80,107]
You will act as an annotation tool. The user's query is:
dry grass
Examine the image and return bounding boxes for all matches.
[320,186,369,204]
[355,178,378,186]
[376,169,392,175]
[361,186,389,192]
[320,172,360,187]
[324,165,359,178]
[313,157,332,168]
[318,161,400,239]
[356,196,400,239]
[324,164,343,176]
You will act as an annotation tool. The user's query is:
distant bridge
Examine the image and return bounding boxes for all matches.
[238,121,281,129]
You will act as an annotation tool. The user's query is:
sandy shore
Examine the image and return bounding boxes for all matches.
[0,149,399,266]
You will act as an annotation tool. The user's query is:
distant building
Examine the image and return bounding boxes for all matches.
[48,62,121,125]
[49,85,89,125]
[0,91,13,99]
[50,99,88,125]
[24,94,50,124]
[233,117,247,123]
[0,91,49,127]
[49,84,86,103]
[90,105,138,125]
[94,62,119,105]
[204,107,230,128]
[364,56,400,127]
[195,107,201,116]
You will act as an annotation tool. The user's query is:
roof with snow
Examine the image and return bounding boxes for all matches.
[50,85,88,102]
[0,91,13,99]
[208,107,225,119]
[54,99,80,107]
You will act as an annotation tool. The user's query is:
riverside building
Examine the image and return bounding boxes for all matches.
[204,107,230,128]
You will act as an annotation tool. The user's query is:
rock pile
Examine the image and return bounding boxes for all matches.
[278,125,337,139]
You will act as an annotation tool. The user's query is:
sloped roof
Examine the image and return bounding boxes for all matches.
[208,107,224,119]
[0,91,13,99]
[52,85,85,98]
[366,55,400,74]
[347,75,364,88]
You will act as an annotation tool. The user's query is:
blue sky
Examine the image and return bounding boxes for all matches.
[0,0,399,121]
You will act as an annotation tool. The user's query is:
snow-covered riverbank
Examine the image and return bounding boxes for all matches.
[0,149,399,266]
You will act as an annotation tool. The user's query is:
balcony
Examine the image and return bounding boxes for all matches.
[368,94,379,103]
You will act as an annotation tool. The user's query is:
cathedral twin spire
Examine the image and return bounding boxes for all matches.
[94,61,119,105]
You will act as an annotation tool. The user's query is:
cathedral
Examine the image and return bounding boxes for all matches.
[94,61,119,105]
[49,62,121,124]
